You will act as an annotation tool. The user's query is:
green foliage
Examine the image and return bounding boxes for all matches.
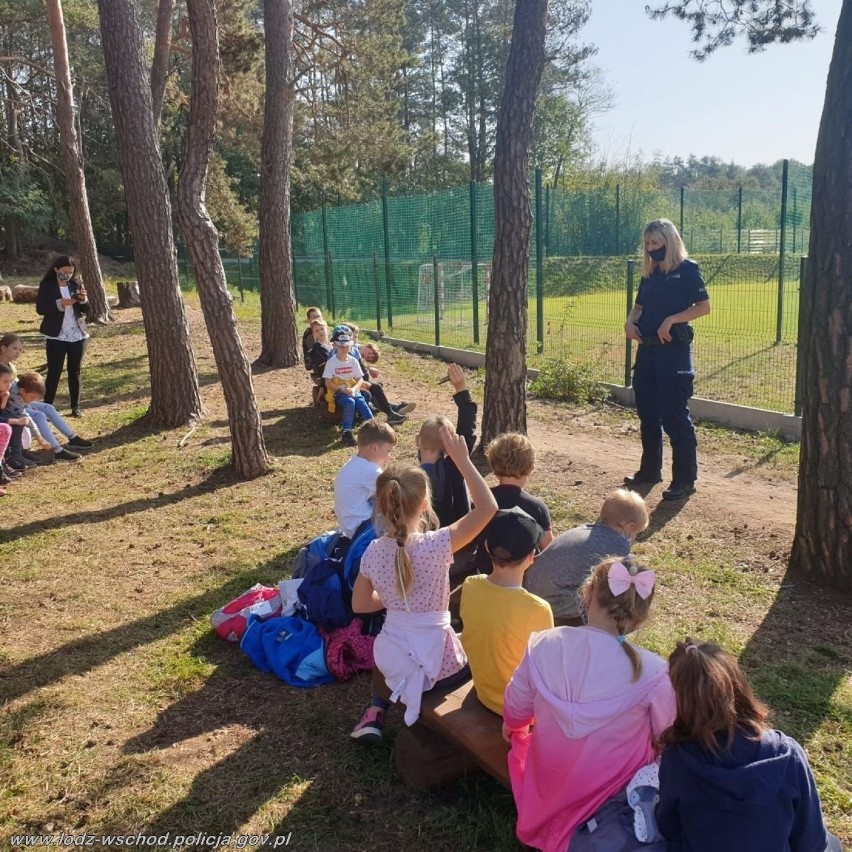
[529,358,608,404]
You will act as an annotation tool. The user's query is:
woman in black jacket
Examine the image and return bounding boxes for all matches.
[35,255,90,416]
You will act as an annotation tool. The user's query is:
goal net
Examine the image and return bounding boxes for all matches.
[416,261,491,325]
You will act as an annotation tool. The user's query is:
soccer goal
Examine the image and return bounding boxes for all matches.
[416,261,491,325]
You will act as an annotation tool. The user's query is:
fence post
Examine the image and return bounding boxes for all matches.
[794,255,807,416]
[372,253,382,333]
[469,181,480,344]
[321,203,332,314]
[381,180,394,327]
[236,251,245,303]
[776,159,789,344]
[326,252,336,319]
[535,167,544,354]
[545,184,551,257]
[432,255,441,346]
[737,186,743,253]
[624,259,635,387]
[792,186,798,254]
[615,183,621,255]
[679,186,685,235]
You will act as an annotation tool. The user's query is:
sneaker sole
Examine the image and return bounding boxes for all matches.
[350,727,383,744]
[396,403,417,416]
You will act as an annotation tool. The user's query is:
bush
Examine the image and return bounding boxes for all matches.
[529,358,608,404]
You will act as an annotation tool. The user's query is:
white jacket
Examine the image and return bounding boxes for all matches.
[373,609,451,725]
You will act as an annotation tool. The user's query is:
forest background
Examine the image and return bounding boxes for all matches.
[0,0,810,264]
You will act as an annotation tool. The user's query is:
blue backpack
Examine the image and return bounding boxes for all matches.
[240,614,334,688]
[297,520,378,631]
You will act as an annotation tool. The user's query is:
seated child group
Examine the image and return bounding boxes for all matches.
[281,307,844,852]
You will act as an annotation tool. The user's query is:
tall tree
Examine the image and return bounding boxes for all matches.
[255,0,299,368]
[97,0,202,427]
[179,0,269,478]
[150,0,175,127]
[45,0,111,324]
[480,0,548,445]
[650,0,851,588]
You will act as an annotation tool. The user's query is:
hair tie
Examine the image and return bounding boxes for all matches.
[608,561,656,599]
[616,635,626,644]
[685,644,699,654]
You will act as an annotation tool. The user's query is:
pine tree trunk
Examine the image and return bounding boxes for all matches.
[97,0,202,427]
[46,0,112,325]
[480,0,548,446]
[151,0,175,128]
[179,0,269,479]
[789,2,852,590]
[256,0,300,368]
[4,80,22,259]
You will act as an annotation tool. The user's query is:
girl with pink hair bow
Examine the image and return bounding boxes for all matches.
[502,556,675,852]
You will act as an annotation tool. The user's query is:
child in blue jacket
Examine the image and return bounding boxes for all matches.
[658,639,841,852]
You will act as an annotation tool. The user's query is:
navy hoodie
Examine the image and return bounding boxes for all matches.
[657,729,832,852]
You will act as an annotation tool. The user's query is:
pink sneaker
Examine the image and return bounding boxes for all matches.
[350,705,385,744]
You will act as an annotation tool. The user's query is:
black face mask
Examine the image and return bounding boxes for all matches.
[648,246,666,262]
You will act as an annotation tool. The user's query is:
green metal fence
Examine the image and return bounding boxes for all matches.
[205,161,811,416]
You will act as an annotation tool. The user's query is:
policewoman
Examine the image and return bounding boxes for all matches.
[623,219,710,500]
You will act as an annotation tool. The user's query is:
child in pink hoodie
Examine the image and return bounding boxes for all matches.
[502,556,675,852]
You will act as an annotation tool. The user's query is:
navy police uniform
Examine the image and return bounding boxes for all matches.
[632,258,709,487]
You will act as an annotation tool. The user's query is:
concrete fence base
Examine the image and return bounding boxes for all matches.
[372,333,802,442]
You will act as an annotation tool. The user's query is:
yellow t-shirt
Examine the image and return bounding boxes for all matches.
[459,574,554,715]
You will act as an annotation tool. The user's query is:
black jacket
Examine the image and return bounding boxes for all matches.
[36,277,89,338]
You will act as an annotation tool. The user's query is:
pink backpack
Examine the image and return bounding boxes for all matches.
[211,584,282,642]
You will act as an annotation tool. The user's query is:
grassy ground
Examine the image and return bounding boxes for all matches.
[0,285,849,851]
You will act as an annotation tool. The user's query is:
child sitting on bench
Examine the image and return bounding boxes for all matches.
[322,325,374,446]
[460,507,553,715]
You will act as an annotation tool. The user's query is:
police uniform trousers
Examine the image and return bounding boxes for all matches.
[632,341,698,485]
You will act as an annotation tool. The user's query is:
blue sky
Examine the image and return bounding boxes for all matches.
[582,0,843,167]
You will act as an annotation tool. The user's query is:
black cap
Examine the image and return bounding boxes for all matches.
[484,507,543,563]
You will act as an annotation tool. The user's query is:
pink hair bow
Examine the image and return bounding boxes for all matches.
[607,561,656,599]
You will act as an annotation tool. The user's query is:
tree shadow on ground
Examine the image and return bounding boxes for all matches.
[0,568,269,704]
[0,466,236,546]
[740,572,852,744]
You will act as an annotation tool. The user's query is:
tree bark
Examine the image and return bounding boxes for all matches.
[151,0,175,128]
[97,0,202,427]
[179,0,269,479]
[4,77,22,259]
[480,0,548,446]
[790,2,852,590]
[255,0,300,368]
[46,0,112,325]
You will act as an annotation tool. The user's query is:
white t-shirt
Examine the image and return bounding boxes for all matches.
[322,353,364,386]
[334,455,381,538]
[47,284,88,343]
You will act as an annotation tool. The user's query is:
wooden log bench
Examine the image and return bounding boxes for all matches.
[393,679,510,791]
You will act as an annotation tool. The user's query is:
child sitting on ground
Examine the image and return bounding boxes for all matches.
[322,325,374,446]
[657,639,842,852]
[459,507,553,715]
[503,556,675,852]
[306,319,333,406]
[0,333,93,461]
[302,306,323,369]
[333,420,398,538]
[470,432,554,574]
[417,363,477,528]
[525,488,649,626]
[343,324,415,427]
[349,425,498,743]
[12,373,84,462]
[0,363,33,472]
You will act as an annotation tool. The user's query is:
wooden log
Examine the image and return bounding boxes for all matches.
[116,280,142,308]
[393,722,480,791]
[12,284,39,303]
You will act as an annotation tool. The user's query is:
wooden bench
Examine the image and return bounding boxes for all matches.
[393,679,510,790]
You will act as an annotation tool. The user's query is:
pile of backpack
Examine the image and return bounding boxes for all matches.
[210,520,383,688]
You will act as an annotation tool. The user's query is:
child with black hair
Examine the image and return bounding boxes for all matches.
[658,640,841,852]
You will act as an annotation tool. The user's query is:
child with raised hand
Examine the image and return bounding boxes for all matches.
[0,334,94,460]
[349,425,498,744]
[502,556,675,852]
[658,640,842,852]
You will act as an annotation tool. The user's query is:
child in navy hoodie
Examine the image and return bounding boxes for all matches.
[658,639,841,852]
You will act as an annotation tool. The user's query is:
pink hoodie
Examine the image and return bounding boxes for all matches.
[503,626,675,852]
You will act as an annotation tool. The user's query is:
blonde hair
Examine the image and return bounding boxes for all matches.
[599,489,649,532]
[417,415,454,454]
[580,556,656,681]
[374,465,438,598]
[486,432,535,479]
[357,420,397,448]
[642,218,688,277]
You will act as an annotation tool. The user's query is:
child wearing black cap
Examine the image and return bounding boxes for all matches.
[459,507,553,715]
